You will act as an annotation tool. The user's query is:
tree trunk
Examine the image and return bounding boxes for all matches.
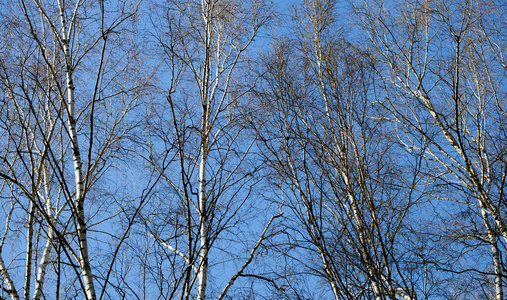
[58,1,96,298]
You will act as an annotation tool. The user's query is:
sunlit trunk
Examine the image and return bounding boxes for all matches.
[58,1,96,298]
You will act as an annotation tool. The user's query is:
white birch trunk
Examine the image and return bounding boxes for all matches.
[0,256,19,300]
[57,1,96,299]
[0,198,20,300]
[197,145,208,300]
[32,226,54,300]
[33,169,55,300]
[480,206,504,300]
[197,2,212,299]
[24,203,35,300]
[345,178,383,300]
[197,95,209,300]
[491,239,504,300]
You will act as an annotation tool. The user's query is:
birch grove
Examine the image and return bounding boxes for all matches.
[0,0,506,299]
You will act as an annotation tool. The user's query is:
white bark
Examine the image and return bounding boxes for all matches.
[0,256,19,300]
[0,201,19,300]
[197,2,212,299]
[480,207,504,300]
[197,142,209,300]
[32,226,54,300]
[57,1,96,299]
[24,203,35,300]
[33,169,56,300]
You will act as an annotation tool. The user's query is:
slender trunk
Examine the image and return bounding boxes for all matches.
[491,237,503,300]
[480,207,503,300]
[33,168,54,300]
[58,1,96,299]
[168,93,194,300]
[56,242,61,300]
[197,86,209,300]
[65,52,96,300]
[316,235,342,300]
[0,199,20,300]
[345,179,383,300]
[24,202,35,300]
[197,2,212,298]
[32,226,53,300]
[0,256,19,300]
[197,47,209,300]
[197,142,208,300]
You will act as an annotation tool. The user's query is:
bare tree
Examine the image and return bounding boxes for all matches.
[2,0,504,299]
[257,0,426,299]
[140,0,280,299]
[355,0,507,298]
[0,0,144,299]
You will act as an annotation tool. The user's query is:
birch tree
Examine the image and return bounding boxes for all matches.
[0,0,143,299]
[257,0,426,298]
[356,0,507,298]
[141,0,279,299]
